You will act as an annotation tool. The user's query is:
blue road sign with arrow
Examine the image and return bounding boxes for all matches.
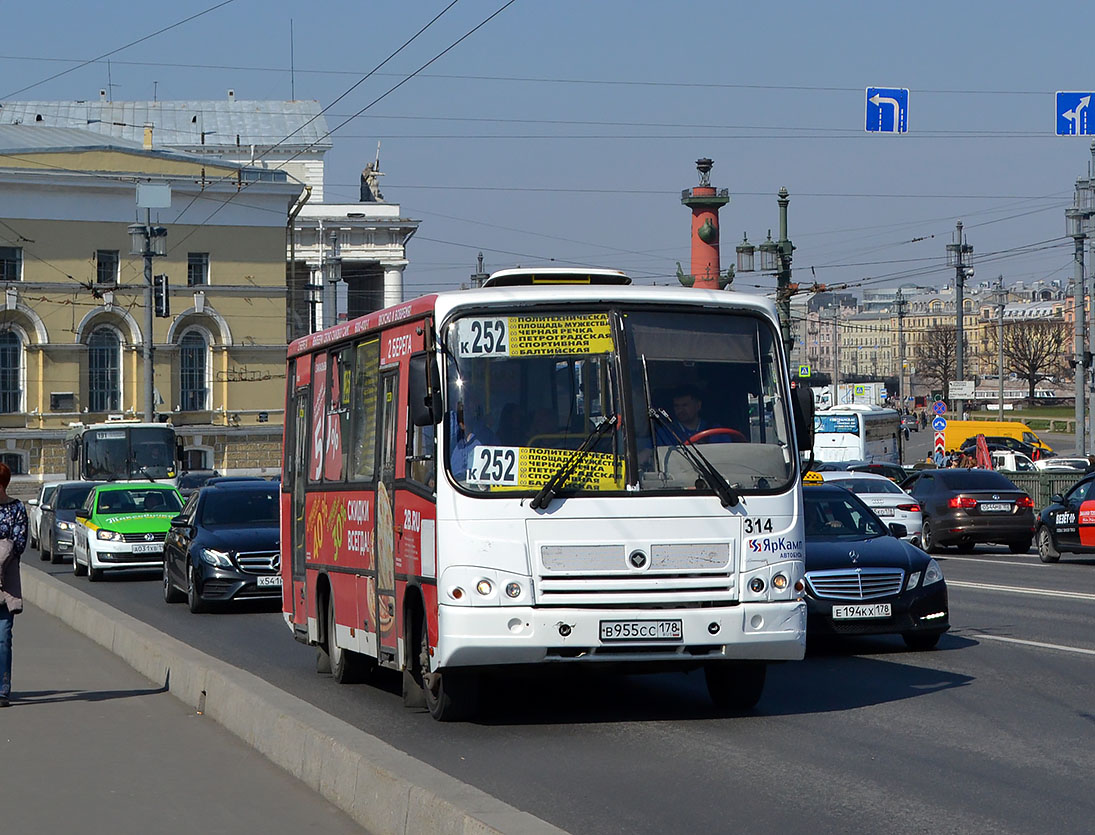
[1056,92,1094,136]
[865,87,909,133]
[932,416,947,432]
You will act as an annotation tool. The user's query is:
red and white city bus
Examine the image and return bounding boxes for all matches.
[281,269,814,720]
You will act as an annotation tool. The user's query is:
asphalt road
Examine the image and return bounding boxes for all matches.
[26,544,1095,835]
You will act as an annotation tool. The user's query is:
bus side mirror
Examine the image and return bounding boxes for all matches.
[70,443,79,462]
[409,354,442,427]
[176,440,185,465]
[792,386,814,452]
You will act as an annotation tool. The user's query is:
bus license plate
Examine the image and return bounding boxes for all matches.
[131,542,163,554]
[980,502,1011,512]
[832,603,891,620]
[600,619,682,642]
[256,575,282,587]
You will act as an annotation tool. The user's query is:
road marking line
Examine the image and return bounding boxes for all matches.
[972,633,1095,657]
[948,580,1095,601]
[939,555,1037,567]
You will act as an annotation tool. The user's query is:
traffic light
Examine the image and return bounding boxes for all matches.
[153,274,170,318]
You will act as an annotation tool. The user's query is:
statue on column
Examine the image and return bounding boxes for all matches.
[360,143,385,202]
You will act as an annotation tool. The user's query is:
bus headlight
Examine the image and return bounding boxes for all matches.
[96,529,123,542]
[440,567,531,606]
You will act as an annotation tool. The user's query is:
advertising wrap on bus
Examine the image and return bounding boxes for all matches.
[281,270,815,720]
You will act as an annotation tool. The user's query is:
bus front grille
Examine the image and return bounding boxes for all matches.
[535,573,735,607]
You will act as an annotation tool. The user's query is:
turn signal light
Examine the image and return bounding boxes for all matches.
[772,573,788,590]
[947,496,977,509]
[1016,496,1034,509]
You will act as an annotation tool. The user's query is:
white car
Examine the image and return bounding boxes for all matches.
[26,481,61,552]
[1034,456,1089,473]
[819,471,923,546]
[991,450,1037,473]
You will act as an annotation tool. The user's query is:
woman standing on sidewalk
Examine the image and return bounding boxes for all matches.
[0,462,28,708]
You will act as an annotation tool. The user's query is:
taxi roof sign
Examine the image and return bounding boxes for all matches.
[483,267,631,288]
[802,470,824,485]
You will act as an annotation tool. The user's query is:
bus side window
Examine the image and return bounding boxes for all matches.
[407,354,436,490]
[350,338,380,482]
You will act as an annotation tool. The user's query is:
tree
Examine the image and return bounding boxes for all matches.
[988,319,1071,400]
[912,325,959,397]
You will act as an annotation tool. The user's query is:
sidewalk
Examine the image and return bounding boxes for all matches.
[0,606,364,835]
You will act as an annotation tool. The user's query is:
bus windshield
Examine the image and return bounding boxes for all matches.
[442,307,794,496]
[85,426,176,480]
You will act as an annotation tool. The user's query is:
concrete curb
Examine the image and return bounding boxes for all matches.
[23,566,567,835]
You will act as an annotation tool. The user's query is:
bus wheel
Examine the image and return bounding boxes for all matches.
[328,600,371,684]
[704,662,766,713]
[419,612,478,722]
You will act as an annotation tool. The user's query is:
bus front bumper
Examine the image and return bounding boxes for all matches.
[435,600,806,669]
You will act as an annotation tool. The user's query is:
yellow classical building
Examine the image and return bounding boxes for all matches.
[0,124,302,478]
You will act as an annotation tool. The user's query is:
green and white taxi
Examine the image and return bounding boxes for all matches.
[73,483,184,581]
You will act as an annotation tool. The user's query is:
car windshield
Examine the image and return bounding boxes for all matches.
[805,492,890,540]
[937,470,1018,490]
[442,307,795,496]
[56,484,97,510]
[833,477,902,494]
[96,488,182,514]
[41,485,58,504]
[200,489,279,526]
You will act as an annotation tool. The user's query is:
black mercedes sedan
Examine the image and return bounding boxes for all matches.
[804,485,950,650]
[162,481,281,613]
[1034,473,1095,563]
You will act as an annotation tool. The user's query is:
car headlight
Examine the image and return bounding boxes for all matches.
[923,559,944,586]
[199,548,233,568]
[96,529,123,542]
[58,521,73,531]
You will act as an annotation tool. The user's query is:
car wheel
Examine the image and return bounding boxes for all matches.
[41,537,51,563]
[162,559,184,604]
[420,611,479,722]
[705,661,767,712]
[1037,526,1061,563]
[187,564,206,613]
[328,598,371,685]
[903,631,942,651]
[86,549,102,582]
[72,547,86,577]
[921,519,944,554]
[1008,538,1032,555]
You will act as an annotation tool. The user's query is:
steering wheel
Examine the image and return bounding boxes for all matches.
[687,427,746,444]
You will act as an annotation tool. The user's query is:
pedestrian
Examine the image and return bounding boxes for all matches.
[0,462,28,708]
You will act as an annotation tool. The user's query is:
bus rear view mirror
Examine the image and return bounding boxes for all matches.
[409,354,442,426]
[792,386,814,452]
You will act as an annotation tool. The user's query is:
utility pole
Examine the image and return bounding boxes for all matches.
[775,187,796,360]
[996,276,1005,420]
[946,221,973,418]
[831,305,841,407]
[895,288,907,407]
[1068,202,1088,453]
[128,192,168,423]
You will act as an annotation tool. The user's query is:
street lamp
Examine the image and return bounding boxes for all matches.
[735,187,796,358]
[128,222,168,422]
[1067,168,1095,453]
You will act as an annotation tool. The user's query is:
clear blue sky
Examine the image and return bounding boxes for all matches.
[3,0,1093,300]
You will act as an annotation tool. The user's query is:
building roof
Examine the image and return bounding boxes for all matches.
[0,99,332,151]
[0,123,146,153]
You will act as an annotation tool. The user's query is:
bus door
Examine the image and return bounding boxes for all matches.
[375,368,400,665]
[288,384,310,637]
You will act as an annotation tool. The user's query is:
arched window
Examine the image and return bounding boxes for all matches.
[0,330,21,413]
[179,330,209,411]
[88,327,121,412]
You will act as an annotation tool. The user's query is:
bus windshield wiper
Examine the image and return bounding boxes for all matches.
[530,414,618,510]
[649,408,740,508]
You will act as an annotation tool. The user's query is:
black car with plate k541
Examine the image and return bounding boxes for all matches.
[803,485,950,650]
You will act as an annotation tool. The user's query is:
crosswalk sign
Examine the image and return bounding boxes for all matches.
[798,365,810,378]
